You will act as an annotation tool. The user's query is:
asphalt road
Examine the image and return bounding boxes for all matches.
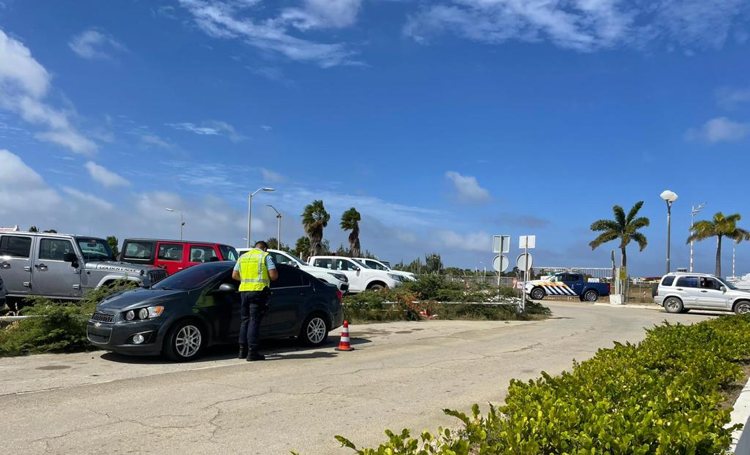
[0,302,716,454]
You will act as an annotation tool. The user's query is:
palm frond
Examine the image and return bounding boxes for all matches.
[631,232,648,251]
[589,231,619,250]
[613,205,626,227]
[626,201,644,223]
[590,220,620,232]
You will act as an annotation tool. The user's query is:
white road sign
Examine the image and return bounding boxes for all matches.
[516,253,533,271]
[519,235,536,249]
[493,255,509,273]
[492,235,511,254]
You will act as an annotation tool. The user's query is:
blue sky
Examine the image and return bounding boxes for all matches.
[1,0,749,276]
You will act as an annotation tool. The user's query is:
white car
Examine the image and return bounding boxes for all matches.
[355,257,416,281]
[654,272,750,314]
[308,256,403,292]
[236,248,349,293]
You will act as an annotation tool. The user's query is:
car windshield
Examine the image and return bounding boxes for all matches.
[352,259,371,268]
[219,245,239,261]
[722,279,738,290]
[152,262,231,290]
[75,237,115,261]
[282,251,307,266]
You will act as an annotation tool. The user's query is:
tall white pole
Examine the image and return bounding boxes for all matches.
[247,193,253,249]
[689,203,705,272]
[733,243,737,278]
[276,214,281,249]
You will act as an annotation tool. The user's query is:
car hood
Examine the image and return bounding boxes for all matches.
[97,288,188,311]
[85,261,157,273]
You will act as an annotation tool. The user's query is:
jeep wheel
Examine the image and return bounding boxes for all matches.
[368,283,386,291]
[735,301,750,315]
[663,297,683,314]
[530,287,545,300]
[299,314,328,346]
[164,320,205,361]
[583,290,599,302]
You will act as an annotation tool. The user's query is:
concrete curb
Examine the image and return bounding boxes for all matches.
[729,376,750,453]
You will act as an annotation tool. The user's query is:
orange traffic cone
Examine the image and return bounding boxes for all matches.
[335,320,354,351]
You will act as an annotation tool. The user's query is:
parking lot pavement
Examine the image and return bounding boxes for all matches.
[0,305,717,455]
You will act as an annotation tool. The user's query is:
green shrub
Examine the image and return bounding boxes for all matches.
[336,315,750,454]
[0,280,137,356]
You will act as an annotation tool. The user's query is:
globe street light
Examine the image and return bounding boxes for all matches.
[689,202,706,272]
[247,187,275,248]
[266,204,282,249]
[165,208,184,240]
[660,190,678,274]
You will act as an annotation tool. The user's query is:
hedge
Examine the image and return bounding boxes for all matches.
[335,315,750,454]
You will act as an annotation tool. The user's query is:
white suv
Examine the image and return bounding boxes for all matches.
[308,256,403,292]
[237,248,349,293]
[654,272,750,314]
[355,257,416,281]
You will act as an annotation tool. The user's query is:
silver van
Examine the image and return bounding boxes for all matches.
[654,272,750,314]
[0,232,166,303]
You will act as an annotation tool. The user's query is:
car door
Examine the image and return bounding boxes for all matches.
[264,265,310,338]
[335,258,365,291]
[32,237,82,298]
[187,244,218,268]
[673,276,699,307]
[155,242,186,275]
[566,274,584,295]
[696,277,730,309]
[0,234,34,296]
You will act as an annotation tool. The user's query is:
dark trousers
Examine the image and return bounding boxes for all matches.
[239,289,270,352]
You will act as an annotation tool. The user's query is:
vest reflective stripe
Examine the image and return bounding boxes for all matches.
[238,249,270,291]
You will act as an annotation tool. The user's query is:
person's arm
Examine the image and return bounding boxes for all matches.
[232,261,241,281]
[267,255,278,281]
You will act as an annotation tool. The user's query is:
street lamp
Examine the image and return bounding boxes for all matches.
[165,208,184,240]
[247,187,275,248]
[660,190,678,274]
[266,204,282,249]
[689,202,706,272]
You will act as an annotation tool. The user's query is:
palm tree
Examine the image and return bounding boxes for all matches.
[340,207,361,257]
[301,200,330,257]
[294,236,310,260]
[589,201,649,269]
[687,212,750,277]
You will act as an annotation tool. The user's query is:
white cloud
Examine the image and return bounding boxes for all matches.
[69,28,126,60]
[260,124,272,131]
[717,86,750,109]
[140,133,173,149]
[260,168,284,183]
[84,161,131,187]
[167,120,244,141]
[61,187,114,211]
[404,0,748,52]
[435,230,492,252]
[688,117,750,143]
[0,28,96,155]
[0,149,61,215]
[445,171,490,202]
[178,0,358,67]
[281,0,362,30]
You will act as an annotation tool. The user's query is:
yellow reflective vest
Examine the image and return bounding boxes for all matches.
[237,248,271,292]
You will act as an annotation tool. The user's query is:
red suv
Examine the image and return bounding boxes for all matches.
[119,239,239,276]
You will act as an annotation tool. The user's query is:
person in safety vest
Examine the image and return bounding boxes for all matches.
[232,241,278,361]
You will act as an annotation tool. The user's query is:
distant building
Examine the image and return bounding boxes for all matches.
[0,225,19,232]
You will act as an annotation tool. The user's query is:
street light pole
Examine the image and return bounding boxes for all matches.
[689,203,706,272]
[247,187,275,248]
[660,190,678,275]
[165,208,184,240]
[267,205,282,249]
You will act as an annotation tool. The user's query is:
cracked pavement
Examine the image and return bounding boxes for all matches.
[0,302,716,454]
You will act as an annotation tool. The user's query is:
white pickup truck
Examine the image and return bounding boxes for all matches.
[237,248,350,293]
[308,256,403,292]
[355,257,416,281]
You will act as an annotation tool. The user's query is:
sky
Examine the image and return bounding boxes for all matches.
[1,0,749,277]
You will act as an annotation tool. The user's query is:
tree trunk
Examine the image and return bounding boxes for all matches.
[716,235,723,277]
[620,247,627,269]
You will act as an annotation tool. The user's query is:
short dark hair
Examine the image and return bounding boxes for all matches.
[255,240,269,249]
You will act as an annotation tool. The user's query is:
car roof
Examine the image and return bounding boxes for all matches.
[123,238,233,246]
[0,231,104,240]
[663,272,717,277]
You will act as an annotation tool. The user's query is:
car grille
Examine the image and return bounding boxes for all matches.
[148,269,168,283]
[91,312,115,323]
[87,332,110,344]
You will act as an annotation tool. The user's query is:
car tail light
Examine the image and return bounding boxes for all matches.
[336,290,343,303]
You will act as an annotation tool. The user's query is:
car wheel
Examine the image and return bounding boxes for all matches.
[530,287,545,300]
[735,301,750,315]
[583,290,599,302]
[164,320,205,361]
[299,314,328,346]
[663,297,683,314]
[368,283,385,291]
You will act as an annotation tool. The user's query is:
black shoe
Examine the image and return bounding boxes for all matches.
[238,345,247,359]
[246,352,266,361]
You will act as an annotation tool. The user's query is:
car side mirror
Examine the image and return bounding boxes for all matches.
[356,268,361,276]
[720,286,727,292]
[63,252,79,268]
[217,283,237,293]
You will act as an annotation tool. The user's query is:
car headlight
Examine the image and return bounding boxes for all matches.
[388,273,404,282]
[122,305,164,321]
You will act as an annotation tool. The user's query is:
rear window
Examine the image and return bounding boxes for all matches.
[123,241,155,261]
[0,235,32,258]
[219,245,239,261]
[675,276,698,288]
[661,276,675,286]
